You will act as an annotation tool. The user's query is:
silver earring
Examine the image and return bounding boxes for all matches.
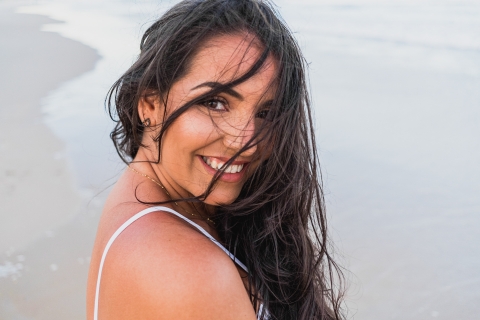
[142,118,151,127]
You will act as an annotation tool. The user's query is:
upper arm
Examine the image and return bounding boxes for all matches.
[97,214,257,320]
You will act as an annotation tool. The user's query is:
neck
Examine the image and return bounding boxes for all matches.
[127,157,216,231]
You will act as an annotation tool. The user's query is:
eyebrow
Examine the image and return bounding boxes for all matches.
[191,82,243,100]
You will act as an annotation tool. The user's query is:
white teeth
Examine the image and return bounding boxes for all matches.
[203,157,245,173]
[211,159,218,169]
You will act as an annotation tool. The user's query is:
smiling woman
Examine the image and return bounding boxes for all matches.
[87,1,345,319]
[136,33,276,205]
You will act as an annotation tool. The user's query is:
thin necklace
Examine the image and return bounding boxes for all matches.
[128,165,215,225]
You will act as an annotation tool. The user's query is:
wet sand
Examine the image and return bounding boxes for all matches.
[0,3,101,319]
[1,1,479,319]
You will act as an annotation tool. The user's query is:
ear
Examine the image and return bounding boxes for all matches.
[137,93,163,127]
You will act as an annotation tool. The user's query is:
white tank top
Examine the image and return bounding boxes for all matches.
[93,206,267,319]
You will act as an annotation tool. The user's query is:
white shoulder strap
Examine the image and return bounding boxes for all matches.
[94,206,248,320]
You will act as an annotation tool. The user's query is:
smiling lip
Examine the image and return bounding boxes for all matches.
[199,156,250,183]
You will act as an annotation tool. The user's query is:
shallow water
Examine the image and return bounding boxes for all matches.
[4,0,480,319]
[278,1,480,318]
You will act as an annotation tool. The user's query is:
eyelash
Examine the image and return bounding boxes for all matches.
[201,96,228,111]
[255,109,270,119]
[200,96,270,120]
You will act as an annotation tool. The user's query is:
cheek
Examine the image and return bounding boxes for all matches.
[252,120,274,159]
[160,110,218,173]
[175,110,220,154]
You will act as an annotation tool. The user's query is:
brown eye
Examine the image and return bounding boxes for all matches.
[202,97,228,111]
[255,109,270,119]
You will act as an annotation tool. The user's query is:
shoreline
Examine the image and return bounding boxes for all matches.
[1,1,479,319]
[0,3,101,319]
[0,3,99,253]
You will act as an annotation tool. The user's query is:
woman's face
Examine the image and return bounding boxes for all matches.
[145,33,276,205]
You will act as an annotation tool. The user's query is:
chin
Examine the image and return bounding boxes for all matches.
[203,189,241,206]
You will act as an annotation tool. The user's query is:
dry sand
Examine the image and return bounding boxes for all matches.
[0,3,102,319]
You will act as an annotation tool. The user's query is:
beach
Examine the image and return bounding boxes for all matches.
[0,2,101,319]
[1,0,479,319]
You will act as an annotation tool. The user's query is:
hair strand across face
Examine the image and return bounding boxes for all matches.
[107,1,346,319]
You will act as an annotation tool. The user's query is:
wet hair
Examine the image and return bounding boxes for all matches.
[107,0,345,319]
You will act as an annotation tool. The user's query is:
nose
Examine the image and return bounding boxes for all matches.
[222,117,258,157]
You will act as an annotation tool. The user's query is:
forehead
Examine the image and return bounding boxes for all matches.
[182,33,277,90]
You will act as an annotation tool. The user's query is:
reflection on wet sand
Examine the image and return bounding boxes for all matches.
[0,3,100,319]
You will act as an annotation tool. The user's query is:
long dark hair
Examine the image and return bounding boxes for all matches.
[107,0,345,319]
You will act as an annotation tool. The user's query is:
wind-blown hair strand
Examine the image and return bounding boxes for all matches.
[107,1,345,319]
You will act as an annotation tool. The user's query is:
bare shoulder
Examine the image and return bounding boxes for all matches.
[94,210,256,320]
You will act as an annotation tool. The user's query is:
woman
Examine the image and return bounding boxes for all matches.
[87,0,345,319]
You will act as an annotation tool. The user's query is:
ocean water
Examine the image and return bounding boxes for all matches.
[14,0,480,319]
[15,0,170,191]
